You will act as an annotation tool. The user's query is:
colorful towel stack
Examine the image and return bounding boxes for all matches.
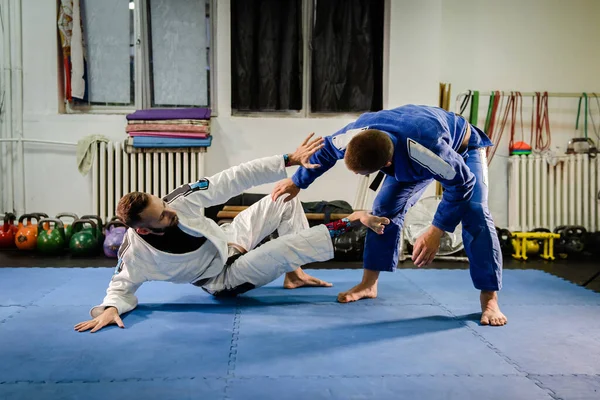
[125,108,212,151]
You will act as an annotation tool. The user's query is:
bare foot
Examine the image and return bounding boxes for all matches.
[283,268,332,289]
[337,269,380,303]
[337,282,378,303]
[480,291,508,326]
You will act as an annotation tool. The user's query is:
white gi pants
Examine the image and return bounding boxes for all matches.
[202,196,334,296]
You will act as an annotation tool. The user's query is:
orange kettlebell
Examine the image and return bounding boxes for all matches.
[15,214,40,250]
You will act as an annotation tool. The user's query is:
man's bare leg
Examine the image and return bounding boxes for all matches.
[284,268,333,289]
[480,291,507,326]
[337,269,379,303]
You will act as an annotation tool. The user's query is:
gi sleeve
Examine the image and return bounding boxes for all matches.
[407,137,475,233]
[164,155,287,208]
[291,124,365,189]
[90,258,146,318]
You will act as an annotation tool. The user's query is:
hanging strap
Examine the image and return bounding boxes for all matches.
[469,91,479,125]
[458,90,471,115]
[486,91,503,161]
[489,92,514,163]
[508,92,523,151]
[484,91,495,133]
[576,93,588,138]
[588,93,600,142]
[534,92,551,151]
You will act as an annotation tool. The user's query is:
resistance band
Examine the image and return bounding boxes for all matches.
[531,92,551,151]
[469,91,479,125]
[576,93,589,138]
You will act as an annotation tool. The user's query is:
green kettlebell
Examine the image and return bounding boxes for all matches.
[70,219,99,256]
[55,213,78,244]
[37,218,66,255]
[81,215,104,246]
[32,213,50,231]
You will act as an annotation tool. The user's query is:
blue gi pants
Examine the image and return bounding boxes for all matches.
[363,147,503,292]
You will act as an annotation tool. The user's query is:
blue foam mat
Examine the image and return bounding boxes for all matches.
[0,268,599,400]
[233,304,517,377]
[448,305,600,375]
[0,379,226,400]
[534,375,600,400]
[399,269,600,306]
[226,376,553,400]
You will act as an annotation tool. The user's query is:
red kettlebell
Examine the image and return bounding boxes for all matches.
[15,214,40,251]
[0,213,17,248]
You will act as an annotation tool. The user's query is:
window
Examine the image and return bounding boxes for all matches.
[60,0,213,112]
[230,0,384,115]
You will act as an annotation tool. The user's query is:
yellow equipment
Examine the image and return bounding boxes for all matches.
[511,232,561,261]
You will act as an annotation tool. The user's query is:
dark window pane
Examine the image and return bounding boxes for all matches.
[311,0,384,113]
[231,0,303,111]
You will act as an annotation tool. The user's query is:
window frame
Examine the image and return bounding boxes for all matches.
[231,0,388,118]
[64,0,217,115]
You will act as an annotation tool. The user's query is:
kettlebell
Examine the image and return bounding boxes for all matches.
[32,213,50,231]
[56,213,79,244]
[70,219,99,256]
[37,218,66,255]
[81,215,104,246]
[15,214,40,250]
[103,217,127,258]
[0,213,17,249]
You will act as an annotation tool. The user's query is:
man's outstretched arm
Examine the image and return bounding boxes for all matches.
[75,254,147,333]
[166,133,324,209]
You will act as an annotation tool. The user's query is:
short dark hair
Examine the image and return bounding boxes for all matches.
[116,192,151,227]
[344,129,394,173]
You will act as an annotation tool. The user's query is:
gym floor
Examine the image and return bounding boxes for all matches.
[1,252,599,400]
[1,249,599,292]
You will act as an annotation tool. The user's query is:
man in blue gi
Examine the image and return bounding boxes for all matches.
[272,104,507,326]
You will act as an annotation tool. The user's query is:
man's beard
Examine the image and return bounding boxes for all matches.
[149,220,178,234]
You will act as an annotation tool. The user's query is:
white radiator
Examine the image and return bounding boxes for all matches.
[508,154,600,232]
[92,142,206,223]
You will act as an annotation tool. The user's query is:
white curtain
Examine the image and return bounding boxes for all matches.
[150,0,209,106]
[81,0,132,104]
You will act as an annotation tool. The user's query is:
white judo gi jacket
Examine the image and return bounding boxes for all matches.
[90,155,289,318]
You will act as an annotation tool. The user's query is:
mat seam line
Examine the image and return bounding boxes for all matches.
[397,271,563,400]
[0,277,77,328]
[2,373,598,385]
[224,299,241,400]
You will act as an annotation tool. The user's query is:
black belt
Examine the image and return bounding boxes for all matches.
[191,247,245,287]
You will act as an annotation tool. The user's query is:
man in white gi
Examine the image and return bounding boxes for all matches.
[75,134,388,333]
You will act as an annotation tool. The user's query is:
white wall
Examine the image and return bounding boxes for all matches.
[441,0,600,226]
[4,0,600,227]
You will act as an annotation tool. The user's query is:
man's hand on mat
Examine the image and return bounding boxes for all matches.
[412,225,443,267]
[74,307,124,333]
[287,132,324,169]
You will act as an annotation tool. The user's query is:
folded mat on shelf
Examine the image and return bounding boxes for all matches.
[126,124,210,133]
[123,141,207,154]
[128,131,210,139]
[127,119,209,126]
[132,136,212,148]
[126,108,211,121]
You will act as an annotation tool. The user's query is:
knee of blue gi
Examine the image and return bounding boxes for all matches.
[460,201,494,230]
[363,219,402,272]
